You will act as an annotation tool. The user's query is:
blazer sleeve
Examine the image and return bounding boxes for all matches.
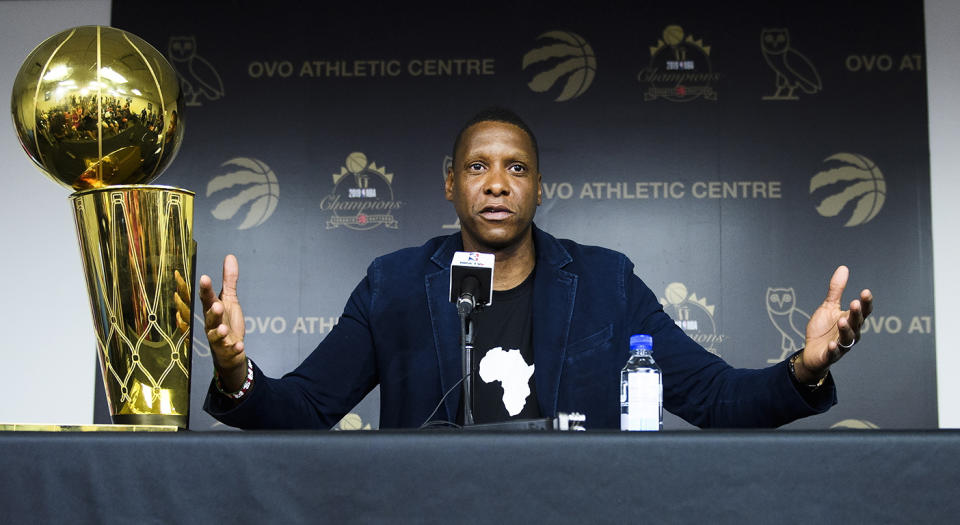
[204,263,380,430]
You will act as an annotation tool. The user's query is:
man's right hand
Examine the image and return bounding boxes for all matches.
[199,254,247,392]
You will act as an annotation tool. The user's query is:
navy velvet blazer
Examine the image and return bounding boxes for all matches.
[206,226,835,429]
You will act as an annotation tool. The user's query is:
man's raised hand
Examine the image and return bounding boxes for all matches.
[199,254,247,392]
[798,265,874,384]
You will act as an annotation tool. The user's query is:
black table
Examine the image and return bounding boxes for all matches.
[1,430,957,523]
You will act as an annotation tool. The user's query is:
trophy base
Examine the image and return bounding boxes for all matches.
[112,414,188,429]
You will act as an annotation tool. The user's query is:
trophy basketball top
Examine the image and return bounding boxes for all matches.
[10,25,184,191]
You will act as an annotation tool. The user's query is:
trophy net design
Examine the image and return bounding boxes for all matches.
[11,26,195,428]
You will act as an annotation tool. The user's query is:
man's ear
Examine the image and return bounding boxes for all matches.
[445,167,455,201]
[536,172,543,206]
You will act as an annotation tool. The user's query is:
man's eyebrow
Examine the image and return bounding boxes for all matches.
[506,152,534,162]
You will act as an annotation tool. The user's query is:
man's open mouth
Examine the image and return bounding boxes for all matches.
[479,205,513,220]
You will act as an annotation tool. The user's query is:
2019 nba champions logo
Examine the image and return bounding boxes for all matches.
[322,152,403,230]
[638,25,720,102]
[659,282,725,355]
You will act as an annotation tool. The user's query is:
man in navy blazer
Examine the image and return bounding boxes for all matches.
[201,108,873,430]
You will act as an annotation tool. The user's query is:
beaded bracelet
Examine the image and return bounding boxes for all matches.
[789,352,826,391]
[215,358,254,400]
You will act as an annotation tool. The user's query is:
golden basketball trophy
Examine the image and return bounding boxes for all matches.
[11,26,194,428]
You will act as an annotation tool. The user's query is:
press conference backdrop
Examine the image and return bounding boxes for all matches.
[0,1,945,429]
[92,1,935,431]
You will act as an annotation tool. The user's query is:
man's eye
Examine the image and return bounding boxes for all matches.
[468,162,484,171]
[509,164,526,173]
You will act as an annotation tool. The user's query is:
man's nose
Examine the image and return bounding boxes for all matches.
[484,167,510,196]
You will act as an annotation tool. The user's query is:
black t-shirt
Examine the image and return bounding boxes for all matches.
[458,271,541,425]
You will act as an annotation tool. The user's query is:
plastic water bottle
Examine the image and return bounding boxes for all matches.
[620,334,662,431]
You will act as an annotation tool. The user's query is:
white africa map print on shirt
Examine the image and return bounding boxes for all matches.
[478,347,535,416]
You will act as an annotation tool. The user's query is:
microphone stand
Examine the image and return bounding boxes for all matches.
[447,263,587,432]
[455,294,586,432]
[459,309,475,426]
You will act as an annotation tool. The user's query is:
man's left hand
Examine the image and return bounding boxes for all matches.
[796,265,874,384]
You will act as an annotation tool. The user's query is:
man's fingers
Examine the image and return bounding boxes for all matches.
[199,274,217,310]
[221,254,240,300]
[837,316,856,348]
[206,325,226,345]
[848,300,864,339]
[860,289,874,318]
[824,339,841,362]
[206,324,245,360]
[205,300,224,330]
[207,324,234,347]
[199,255,246,362]
[823,265,849,306]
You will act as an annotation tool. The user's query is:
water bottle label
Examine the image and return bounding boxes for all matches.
[621,373,660,431]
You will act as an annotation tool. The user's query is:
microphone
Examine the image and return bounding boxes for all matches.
[449,251,494,317]
[458,275,480,317]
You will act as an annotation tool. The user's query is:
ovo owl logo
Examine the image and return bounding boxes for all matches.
[523,30,596,102]
[167,36,225,106]
[760,28,822,100]
[810,153,886,227]
[765,287,810,363]
[207,158,280,230]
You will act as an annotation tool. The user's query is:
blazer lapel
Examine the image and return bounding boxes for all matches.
[425,234,463,422]
[531,227,576,418]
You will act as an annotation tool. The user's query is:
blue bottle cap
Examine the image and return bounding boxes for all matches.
[630,334,653,350]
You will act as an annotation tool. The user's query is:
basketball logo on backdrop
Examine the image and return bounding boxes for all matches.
[167,36,224,106]
[659,283,725,355]
[765,287,810,363]
[322,152,402,230]
[638,25,719,102]
[810,153,886,227]
[760,28,822,100]
[207,158,279,230]
[335,413,372,431]
[523,30,596,102]
[831,419,879,429]
[441,155,460,229]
